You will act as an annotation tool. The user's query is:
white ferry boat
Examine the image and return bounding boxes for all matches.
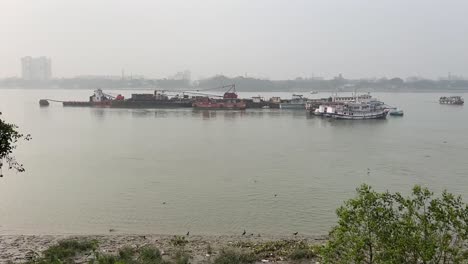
[332,100,389,120]
[314,95,389,120]
[439,96,464,105]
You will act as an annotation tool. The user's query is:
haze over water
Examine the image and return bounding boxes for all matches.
[0,89,467,236]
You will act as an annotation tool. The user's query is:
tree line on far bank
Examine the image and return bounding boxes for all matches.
[2,74,468,91]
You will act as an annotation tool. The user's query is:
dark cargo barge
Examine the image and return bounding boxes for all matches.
[58,89,193,108]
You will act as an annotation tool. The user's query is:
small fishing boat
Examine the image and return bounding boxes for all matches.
[389,109,404,116]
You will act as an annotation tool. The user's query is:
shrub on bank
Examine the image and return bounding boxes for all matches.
[24,239,97,263]
[213,249,256,264]
[320,184,468,263]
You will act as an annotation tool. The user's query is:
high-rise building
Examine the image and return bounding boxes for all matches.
[21,56,52,80]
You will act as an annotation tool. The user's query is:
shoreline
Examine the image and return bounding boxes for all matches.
[0,234,328,263]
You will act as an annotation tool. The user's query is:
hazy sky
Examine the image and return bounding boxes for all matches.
[1,0,468,79]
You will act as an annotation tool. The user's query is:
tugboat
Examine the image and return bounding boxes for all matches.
[192,84,246,110]
[439,96,464,105]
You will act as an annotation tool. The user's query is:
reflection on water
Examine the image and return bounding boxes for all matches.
[0,89,467,236]
[88,108,312,120]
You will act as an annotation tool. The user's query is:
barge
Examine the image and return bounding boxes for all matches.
[52,89,193,108]
[111,91,192,108]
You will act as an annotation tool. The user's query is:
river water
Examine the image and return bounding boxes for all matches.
[0,89,467,236]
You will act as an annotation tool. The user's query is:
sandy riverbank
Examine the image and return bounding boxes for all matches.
[0,234,327,263]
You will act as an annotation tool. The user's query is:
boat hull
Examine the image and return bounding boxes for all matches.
[110,100,193,108]
[63,101,111,107]
[439,102,464,105]
[332,111,388,120]
[192,101,246,110]
[245,100,269,109]
[279,103,305,109]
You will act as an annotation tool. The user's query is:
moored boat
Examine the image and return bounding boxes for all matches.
[61,89,193,108]
[39,99,50,106]
[280,94,307,109]
[314,95,389,120]
[389,109,404,116]
[111,90,192,108]
[332,100,389,120]
[244,96,269,109]
[439,96,464,105]
[192,85,246,110]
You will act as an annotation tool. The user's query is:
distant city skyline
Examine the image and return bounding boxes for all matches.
[2,0,468,80]
[11,56,466,82]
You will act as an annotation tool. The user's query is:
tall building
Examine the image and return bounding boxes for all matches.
[21,56,52,80]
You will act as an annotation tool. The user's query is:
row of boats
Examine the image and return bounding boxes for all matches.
[39,85,464,120]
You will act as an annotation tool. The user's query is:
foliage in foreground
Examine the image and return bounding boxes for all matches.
[24,239,188,264]
[213,249,257,264]
[0,112,30,176]
[320,184,468,264]
[25,239,97,263]
[233,239,317,261]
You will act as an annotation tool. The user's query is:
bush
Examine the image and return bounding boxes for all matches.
[36,239,97,263]
[94,254,120,264]
[118,246,136,261]
[138,246,162,263]
[289,248,316,260]
[213,249,256,264]
[170,236,188,247]
[172,250,190,264]
[320,184,468,263]
[234,240,316,261]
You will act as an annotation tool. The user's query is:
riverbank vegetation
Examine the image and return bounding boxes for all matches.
[15,238,317,264]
